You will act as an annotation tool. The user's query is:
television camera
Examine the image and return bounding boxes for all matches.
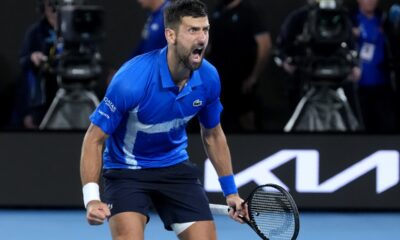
[39,0,105,130]
[275,0,361,132]
[291,0,357,84]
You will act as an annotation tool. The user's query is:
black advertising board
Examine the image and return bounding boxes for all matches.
[188,135,400,210]
[0,132,399,210]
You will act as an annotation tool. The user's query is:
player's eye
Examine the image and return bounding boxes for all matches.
[188,28,198,33]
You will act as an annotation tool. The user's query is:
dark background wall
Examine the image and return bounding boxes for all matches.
[0,0,397,129]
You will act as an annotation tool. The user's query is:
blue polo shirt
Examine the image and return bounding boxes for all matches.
[90,47,223,169]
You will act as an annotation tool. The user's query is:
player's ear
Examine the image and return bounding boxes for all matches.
[165,28,177,45]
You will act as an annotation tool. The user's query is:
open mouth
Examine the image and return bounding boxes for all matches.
[193,47,204,55]
[191,47,204,63]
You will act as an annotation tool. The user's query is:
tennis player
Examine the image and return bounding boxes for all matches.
[80,0,248,239]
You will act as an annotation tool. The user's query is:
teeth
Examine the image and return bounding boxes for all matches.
[193,48,203,54]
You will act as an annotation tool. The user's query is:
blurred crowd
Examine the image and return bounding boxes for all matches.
[6,0,400,133]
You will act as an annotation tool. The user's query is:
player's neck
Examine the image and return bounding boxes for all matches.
[167,50,191,90]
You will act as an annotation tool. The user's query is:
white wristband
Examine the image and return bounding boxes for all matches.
[82,182,101,208]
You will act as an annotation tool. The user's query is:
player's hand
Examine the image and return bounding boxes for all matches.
[86,200,111,225]
[226,194,249,224]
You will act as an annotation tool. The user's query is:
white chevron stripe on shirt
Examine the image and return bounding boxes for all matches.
[122,106,195,169]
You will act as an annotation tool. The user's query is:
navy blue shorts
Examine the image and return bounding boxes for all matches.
[102,160,213,230]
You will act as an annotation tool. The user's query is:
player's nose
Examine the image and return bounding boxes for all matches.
[197,30,208,43]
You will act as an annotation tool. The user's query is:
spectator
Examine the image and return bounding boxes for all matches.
[130,0,169,58]
[16,0,59,129]
[208,0,271,132]
[352,0,396,132]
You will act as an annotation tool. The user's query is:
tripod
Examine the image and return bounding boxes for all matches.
[284,83,361,132]
[39,76,99,130]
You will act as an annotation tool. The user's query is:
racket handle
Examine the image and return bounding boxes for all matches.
[209,204,230,216]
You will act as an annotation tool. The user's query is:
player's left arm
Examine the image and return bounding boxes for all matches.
[200,124,248,223]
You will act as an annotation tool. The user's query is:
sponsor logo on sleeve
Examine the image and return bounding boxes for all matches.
[99,110,110,119]
[104,97,117,112]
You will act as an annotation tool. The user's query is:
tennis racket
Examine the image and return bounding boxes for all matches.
[209,184,300,240]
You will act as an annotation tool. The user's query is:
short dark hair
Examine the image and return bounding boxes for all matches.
[164,0,208,29]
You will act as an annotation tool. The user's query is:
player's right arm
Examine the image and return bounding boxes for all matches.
[79,56,149,225]
[80,123,111,225]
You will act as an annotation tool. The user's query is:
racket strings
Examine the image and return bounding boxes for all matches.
[249,187,296,239]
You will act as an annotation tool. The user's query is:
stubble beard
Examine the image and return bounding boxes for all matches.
[175,41,202,71]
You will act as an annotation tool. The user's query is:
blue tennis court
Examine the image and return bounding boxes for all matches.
[1,210,399,239]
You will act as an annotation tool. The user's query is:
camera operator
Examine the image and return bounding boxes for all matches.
[35,0,104,130]
[17,0,59,129]
[351,0,396,132]
[275,0,362,131]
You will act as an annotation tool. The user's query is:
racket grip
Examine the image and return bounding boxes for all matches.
[209,204,230,216]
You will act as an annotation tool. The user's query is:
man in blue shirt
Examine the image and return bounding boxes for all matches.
[80,1,247,239]
[352,0,396,132]
[131,0,169,58]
